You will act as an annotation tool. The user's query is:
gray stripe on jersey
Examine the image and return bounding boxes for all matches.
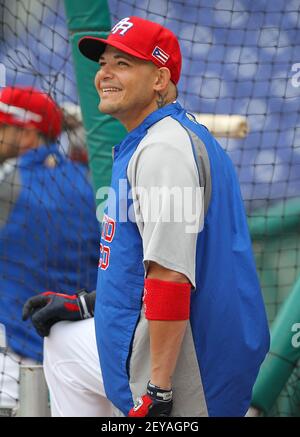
[129,309,208,417]
[127,116,203,286]
[183,127,212,216]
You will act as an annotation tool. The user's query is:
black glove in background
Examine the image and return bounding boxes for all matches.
[22,290,95,337]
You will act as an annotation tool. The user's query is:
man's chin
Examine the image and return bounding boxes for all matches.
[98,102,119,116]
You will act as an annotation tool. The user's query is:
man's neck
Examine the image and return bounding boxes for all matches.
[156,91,169,109]
[122,99,174,132]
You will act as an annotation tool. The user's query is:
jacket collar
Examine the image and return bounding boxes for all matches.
[19,143,63,167]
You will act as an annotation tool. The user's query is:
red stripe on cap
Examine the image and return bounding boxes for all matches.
[143,278,191,321]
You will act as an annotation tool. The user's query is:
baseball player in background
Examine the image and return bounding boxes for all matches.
[0,86,99,410]
[24,17,270,417]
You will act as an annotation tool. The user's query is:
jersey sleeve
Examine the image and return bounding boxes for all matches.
[127,136,203,288]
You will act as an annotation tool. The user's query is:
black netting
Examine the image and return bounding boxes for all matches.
[108,0,300,417]
[0,0,99,412]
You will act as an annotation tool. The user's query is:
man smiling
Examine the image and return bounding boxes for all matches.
[94,47,177,131]
[29,16,269,417]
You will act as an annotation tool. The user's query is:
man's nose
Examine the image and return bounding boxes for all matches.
[95,66,114,91]
[98,64,114,80]
[95,66,113,90]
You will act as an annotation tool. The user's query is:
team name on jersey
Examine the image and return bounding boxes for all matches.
[98,214,116,270]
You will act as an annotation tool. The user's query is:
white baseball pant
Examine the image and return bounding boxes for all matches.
[43,318,121,417]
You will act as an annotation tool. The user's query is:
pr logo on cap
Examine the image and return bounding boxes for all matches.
[111,17,134,36]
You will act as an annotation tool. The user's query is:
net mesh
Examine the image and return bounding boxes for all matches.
[0,0,99,411]
[0,0,300,416]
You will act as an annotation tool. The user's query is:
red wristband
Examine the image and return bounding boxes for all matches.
[143,278,191,321]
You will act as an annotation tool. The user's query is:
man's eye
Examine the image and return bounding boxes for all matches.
[118,61,128,66]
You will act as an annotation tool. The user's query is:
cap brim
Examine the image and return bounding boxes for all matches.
[78,37,107,62]
[78,36,150,63]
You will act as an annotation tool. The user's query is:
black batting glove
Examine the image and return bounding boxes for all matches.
[22,289,95,337]
[128,381,173,417]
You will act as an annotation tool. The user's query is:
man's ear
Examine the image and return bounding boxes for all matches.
[153,67,171,93]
